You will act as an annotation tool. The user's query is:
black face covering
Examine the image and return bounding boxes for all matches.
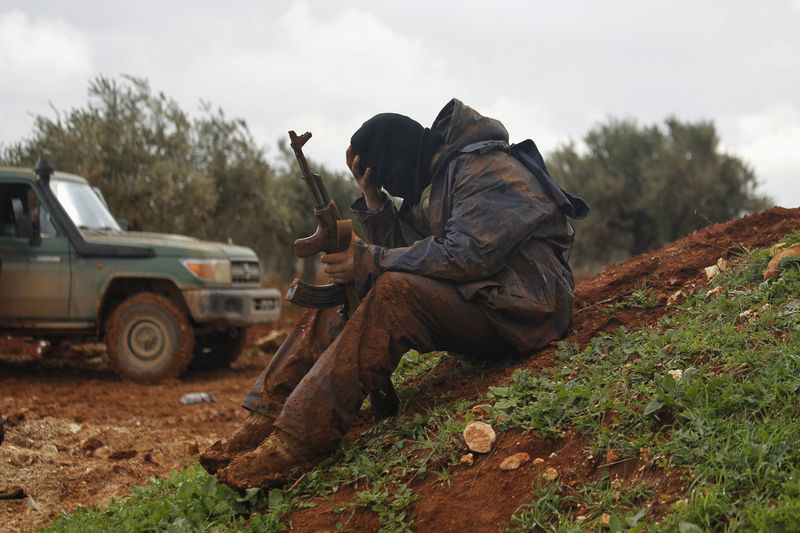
[350,113,444,205]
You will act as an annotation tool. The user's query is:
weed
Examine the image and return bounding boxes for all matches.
[605,283,661,313]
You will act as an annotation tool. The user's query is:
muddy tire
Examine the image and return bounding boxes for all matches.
[105,293,195,382]
[190,327,247,370]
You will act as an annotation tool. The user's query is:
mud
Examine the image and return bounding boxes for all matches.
[1,206,799,532]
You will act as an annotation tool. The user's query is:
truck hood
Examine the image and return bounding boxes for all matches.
[83,231,256,259]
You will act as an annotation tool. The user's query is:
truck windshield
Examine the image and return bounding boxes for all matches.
[50,178,122,232]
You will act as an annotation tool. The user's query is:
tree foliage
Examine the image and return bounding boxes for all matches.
[547,117,772,274]
[0,75,360,280]
[2,77,772,281]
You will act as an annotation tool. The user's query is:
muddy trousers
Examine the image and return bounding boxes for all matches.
[242,272,510,453]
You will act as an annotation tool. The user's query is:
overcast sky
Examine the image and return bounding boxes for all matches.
[2,1,798,207]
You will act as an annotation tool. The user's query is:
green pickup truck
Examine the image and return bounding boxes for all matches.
[0,159,281,382]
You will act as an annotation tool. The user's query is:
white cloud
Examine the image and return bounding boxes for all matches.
[728,104,800,207]
[163,3,452,167]
[0,9,92,144]
[0,10,91,96]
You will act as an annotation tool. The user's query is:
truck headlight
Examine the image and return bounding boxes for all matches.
[181,259,232,283]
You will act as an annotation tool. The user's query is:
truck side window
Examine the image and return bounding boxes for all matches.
[0,183,26,237]
[0,183,56,238]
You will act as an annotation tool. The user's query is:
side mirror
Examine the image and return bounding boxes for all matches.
[11,198,41,246]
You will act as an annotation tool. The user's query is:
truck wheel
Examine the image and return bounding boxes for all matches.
[105,293,195,382]
[190,327,247,370]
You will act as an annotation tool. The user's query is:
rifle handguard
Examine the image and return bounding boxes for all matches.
[293,203,352,258]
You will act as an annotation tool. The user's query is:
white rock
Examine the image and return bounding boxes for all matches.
[463,421,496,453]
[542,467,559,481]
[40,444,58,456]
[706,286,724,297]
[667,290,683,306]
[500,452,531,470]
[704,264,721,280]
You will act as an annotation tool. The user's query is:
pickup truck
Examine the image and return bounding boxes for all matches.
[0,158,281,382]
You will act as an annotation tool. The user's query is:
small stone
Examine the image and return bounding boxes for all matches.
[463,421,496,453]
[184,441,199,457]
[26,495,43,512]
[765,244,800,280]
[147,450,165,465]
[706,285,724,297]
[500,452,531,470]
[460,453,474,466]
[667,290,683,306]
[605,449,620,464]
[94,446,111,459]
[40,444,58,456]
[470,404,491,418]
[80,436,104,451]
[542,467,559,481]
[533,457,545,465]
[601,513,611,525]
[548,452,557,459]
[704,264,721,280]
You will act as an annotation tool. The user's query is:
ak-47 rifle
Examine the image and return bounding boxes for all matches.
[285,130,399,420]
[284,131,357,310]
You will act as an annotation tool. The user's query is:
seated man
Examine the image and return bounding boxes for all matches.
[201,98,581,490]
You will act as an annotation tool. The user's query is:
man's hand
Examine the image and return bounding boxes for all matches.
[321,231,361,285]
[346,144,382,210]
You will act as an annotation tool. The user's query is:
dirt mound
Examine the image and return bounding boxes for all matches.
[1,206,799,532]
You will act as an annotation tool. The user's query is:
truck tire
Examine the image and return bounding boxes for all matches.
[105,293,195,382]
[190,327,247,370]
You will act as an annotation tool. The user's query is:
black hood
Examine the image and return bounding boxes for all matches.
[350,113,444,205]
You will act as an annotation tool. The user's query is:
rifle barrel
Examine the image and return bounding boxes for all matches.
[289,130,330,209]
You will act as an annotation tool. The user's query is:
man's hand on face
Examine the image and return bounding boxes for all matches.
[321,232,361,285]
[346,145,382,211]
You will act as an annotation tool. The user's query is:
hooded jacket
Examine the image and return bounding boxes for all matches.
[350,99,575,354]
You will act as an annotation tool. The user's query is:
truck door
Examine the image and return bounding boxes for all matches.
[0,182,72,321]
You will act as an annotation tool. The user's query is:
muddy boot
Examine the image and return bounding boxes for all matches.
[216,429,319,490]
[199,412,275,474]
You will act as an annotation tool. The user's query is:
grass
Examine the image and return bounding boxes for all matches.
[37,231,800,532]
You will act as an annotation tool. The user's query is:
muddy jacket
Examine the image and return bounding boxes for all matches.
[351,99,575,354]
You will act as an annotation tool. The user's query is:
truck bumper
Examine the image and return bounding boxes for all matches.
[182,288,282,326]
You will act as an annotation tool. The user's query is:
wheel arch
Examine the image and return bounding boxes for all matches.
[98,277,192,337]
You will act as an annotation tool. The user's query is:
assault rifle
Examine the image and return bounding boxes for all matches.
[285,130,399,420]
[285,130,357,310]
